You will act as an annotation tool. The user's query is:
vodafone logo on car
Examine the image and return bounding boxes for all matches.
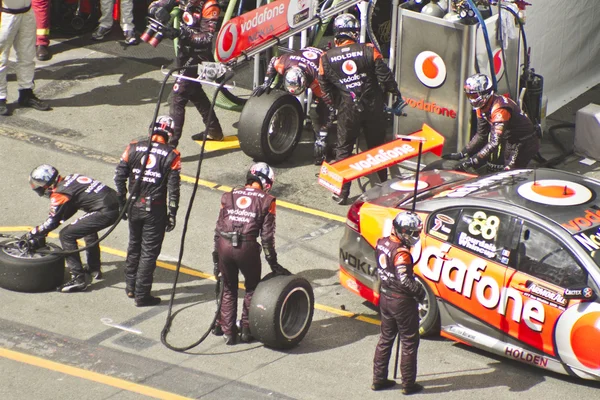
[342,60,357,75]
[517,180,592,206]
[216,23,239,62]
[414,51,446,88]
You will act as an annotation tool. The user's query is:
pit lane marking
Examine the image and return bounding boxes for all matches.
[0,347,194,400]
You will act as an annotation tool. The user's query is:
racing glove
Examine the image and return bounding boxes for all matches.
[149,7,171,24]
[271,263,292,276]
[252,75,275,97]
[324,106,336,131]
[117,195,128,221]
[390,96,407,116]
[163,26,180,40]
[165,211,176,232]
[458,157,478,171]
[442,152,467,161]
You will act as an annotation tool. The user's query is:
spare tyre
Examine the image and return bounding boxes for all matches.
[249,273,314,349]
[0,240,65,293]
[238,90,304,164]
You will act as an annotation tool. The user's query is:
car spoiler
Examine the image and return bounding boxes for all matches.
[317,124,445,195]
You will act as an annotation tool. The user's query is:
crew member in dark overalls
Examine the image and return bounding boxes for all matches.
[114,115,181,307]
[213,162,288,345]
[372,211,425,395]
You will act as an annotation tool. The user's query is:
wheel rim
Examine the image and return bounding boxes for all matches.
[416,279,431,323]
[279,286,311,340]
[267,104,300,155]
[1,240,54,259]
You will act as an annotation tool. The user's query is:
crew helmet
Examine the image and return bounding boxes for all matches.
[247,162,275,192]
[333,13,360,42]
[283,66,308,96]
[29,164,59,197]
[153,115,175,139]
[392,211,423,246]
[464,73,494,109]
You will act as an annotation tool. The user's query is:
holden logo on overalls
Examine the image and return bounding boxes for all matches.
[217,23,238,61]
[236,196,252,209]
[342,60,357,75]
[141,154,157,169]
[76,176,92,184]
[303,50,318,60]
[414,51,446,88]
[493,48,505,80]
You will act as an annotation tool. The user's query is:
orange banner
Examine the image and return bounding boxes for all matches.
[318,124,445,195]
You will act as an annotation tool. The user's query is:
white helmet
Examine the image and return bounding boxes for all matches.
[392,211,422,246]
[464,73,494,109]
[153,115,175,139]
[29,164,59,197]
[247,162,275,192]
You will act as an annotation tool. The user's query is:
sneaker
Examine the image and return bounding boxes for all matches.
[402,383,423,395]
[0,99,8,116]
[18,89,50,111]
[191,130,224,141]
[135,295,161,307]
[88,267,102,280]
[124,30,138,45]
[92,26,112,41]
[371,379,396,391]
[58,276,88,293]
[212,324,224,336]
[36,45,51,61]
[240,326,254,343]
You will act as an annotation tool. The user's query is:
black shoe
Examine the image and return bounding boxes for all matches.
[18,89,50,111]
[402,383,423,395]
[332,193,349,205]
[240,326,254,343]
[126,291,135,299]
[191,130,224,141]
[0,99,8,116]
[371,379,396,391]
[36,45,51,61]
[135,295,161,307]
[58,275,88,293]
[212,324,224,336]
[223,333,237,345]
[89,268,102,280]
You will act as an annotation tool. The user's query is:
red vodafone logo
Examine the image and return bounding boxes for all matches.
[555,303,600,373]
[142,154,157,169]
[236,196,252,209]
[303,50,318,60]
[216,23,239,62]
[76,176,92,184]
[493,48,505,80]
[517,180,592,206]
[342,60,357,75]
[390,179,429,192]
[414,51,446,88]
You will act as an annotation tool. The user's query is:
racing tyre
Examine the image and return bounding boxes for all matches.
[0,240,65,293]
[249,273,315,349]
[416,276,440,337]
[238,90,304,164]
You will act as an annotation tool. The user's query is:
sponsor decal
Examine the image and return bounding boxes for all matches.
[523,281,567,308]
[342,60,357,75]
[457,232,497,259]
[562,205,600,233]
[493,48,505,80]
[555,302,600,371]
[142,154,157,169]
[444,169,528,198]
[518,179,592,207]
[390,180,428,192]
[563,287,595,300]
[420,243,546,332]
[378,254,387,269]
[236,196,252,209]
[302,50,318,60]
[330,51,363,62]
[468,211,500,240]
[76,176,92,184]
[505,346,548,367]
[340,248,377,277]
[402,96,456,119]
[414,51,446,88]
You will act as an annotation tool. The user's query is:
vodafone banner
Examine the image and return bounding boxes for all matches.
[216,0,313,63]
[318,124,445,195]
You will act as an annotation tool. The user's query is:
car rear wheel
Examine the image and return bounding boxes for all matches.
[416,276,440,336]
[249,273,315,349]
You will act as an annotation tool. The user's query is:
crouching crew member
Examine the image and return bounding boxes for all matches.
[213,162,288,345]
[26,165,120,292]
[114,116,181,307]
[372,211,425,395]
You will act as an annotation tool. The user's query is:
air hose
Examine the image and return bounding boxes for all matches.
[465,0,497,90]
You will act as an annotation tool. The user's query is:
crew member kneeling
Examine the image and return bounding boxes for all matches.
[213,162,288,345]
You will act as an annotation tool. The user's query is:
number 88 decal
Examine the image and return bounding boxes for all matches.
[468,211,500,240]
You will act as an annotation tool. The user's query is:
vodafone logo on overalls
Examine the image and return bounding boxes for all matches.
[76,176,92,184]
[141,154,157,169]
[414,51,446,88]
[216,23,239,62]
[342,60,357,75]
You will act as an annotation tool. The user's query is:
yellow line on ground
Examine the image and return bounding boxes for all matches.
[196,136,241,152]
[0,348,193,400]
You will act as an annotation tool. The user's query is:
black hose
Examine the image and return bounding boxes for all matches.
[160,71,235,352]
[366,0,381,53]
[535,123,575,168]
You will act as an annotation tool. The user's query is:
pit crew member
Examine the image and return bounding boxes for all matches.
[114,116,181,307]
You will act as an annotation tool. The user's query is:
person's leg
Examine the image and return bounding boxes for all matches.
[119,0,137,44]
[237,241,261,341]
[372,294,399,389]
[92,0,116,40]
[134,207,166,306]
[124,207,143,298]
[216,237,239,344]
[0,13,20,113]
[31,0,51,60]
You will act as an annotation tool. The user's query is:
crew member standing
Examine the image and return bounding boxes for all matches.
[213,162,288,345]
[114,116,181,307]
[443,73,540,171]
[147,0,224,147]
[32,0,51,60]
[372,211,425,395]
[252,46,336,164]
[26,165,120,292]
[318,13,403,205]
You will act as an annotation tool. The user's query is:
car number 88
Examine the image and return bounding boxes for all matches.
[468,211,500,240]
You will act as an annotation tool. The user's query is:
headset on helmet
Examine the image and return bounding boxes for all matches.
[464,73,494,109]
[392,211,422,246]
[246,162,275,192]
[333,13,360,42]
[153,115,175,139]
[283,66,308,96]
[29,164,59,198]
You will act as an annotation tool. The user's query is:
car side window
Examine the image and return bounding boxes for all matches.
[453,208,515,264]
[516,222,588,288]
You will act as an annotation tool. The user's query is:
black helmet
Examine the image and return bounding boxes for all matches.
[392,211,423,246]
[464,73,494,109]
[246,162,275,192]
[153,115,175,139]
[29,164,59,197]
[333,13,360,42]
[283,66,308,96]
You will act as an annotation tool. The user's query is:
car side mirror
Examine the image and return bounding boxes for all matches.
[564,287,597,302]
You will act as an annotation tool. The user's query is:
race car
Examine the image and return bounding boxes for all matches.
[339,167,600,381]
